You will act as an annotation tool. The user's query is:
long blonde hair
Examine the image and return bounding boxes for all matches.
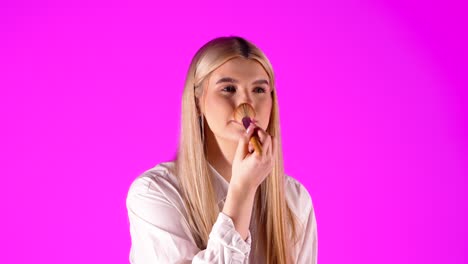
[175,36,301,264]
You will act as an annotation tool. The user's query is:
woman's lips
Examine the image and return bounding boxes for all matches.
[230,120,258,126]
[230,120,242,125]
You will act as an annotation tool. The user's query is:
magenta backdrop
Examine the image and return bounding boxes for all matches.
[1,1,467,263]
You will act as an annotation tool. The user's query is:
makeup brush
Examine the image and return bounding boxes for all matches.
[234,103,262,155]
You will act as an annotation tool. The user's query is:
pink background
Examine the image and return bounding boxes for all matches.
[1,1,467,263]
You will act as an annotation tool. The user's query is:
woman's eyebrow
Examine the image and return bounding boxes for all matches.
[215,77,269,85]
[252,79,269,85]
[216,77,238,84]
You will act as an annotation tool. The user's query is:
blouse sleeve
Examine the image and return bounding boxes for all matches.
[296,195,318,264]
[126,175,252,264]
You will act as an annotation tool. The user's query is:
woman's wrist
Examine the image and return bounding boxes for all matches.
[222,185,257,240]
[228,180,259,196]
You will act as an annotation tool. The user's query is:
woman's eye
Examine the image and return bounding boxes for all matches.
[254,87,266,93]
[222,86,236,93]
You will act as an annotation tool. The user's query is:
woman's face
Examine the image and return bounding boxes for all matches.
[200,57,273,143]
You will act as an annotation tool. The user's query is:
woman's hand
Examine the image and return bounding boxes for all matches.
[222,121,276,240]
[231,121,276,193]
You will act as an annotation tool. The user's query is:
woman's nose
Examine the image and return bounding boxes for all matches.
[238,90,254,105]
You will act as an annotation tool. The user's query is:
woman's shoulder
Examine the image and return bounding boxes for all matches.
[284,174,315,221]
[126,161,194,243]
[126,161,182,206]
[128,160,177,187]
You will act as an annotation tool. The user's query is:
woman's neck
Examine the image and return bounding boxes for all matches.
[205,134,237,183]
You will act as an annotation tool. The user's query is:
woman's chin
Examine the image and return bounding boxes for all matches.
[227,129,246,141]
[212,126,247,142]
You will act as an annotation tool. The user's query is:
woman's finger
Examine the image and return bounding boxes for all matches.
[267,135,273,158]
[261,134,271,158]
[235,122,257,161]
[248,141,254,153]
[254,126,268,144]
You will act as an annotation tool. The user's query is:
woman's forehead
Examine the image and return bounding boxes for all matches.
[209,58,269,84]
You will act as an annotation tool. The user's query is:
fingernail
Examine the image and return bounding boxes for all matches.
[246,124,253,134]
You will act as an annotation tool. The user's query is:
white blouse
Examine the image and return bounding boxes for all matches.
[126,161,318,263]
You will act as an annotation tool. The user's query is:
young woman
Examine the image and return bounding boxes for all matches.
[126,36,318,263]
